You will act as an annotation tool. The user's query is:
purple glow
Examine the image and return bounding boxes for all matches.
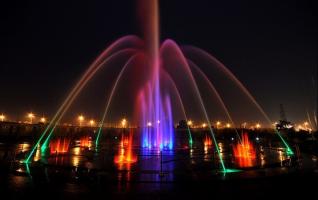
[139,82,174,150]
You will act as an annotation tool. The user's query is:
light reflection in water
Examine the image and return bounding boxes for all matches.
[72,156,80,167]
[33,145,41,162]
[17,143,30,153]
[72,147,81,155]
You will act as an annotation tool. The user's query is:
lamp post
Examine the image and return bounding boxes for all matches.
[121,118,127,136]
[202,123,207,128]
[0,114,5,122]
[187,120,193,128]
[121,118,127,128]
[28,113,35,124]
[78,115,84,127]
[89,120,95,127]
[40,117,46,123]
[216,121,221,129]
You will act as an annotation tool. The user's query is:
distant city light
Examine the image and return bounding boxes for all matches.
[89,119,95,127]
[147,122,152,127]
[187,120,193,126]
[256,123,261,129]
[40,117,46,123]
[202,123,207,128]
[78,115,84,126]
[121,118,127,128]
[226,123,231,128]
[28,112,35,124]
[216,121,221,128]
[0,114,5,122]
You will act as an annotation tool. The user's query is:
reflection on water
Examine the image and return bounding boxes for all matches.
[72,147,81,156]
[72,156,80,167]
[33,145,41,162]
[17,143,30,153]
[138,148,175,182]
[0,131,298,186]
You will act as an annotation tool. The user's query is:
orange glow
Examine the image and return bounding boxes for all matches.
[40,117,46,123]
[79,136,92,148]
[114,130,137,165]
[204,134,212,146]
[233,133,256,167]
[203,134,212,153]
[49,138,70,154]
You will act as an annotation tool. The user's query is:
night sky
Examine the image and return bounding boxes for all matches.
[0,0,316,124]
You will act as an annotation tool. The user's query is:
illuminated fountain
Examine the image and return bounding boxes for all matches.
[204,134,213,147]
[138,87,174,150]
[203,134,213,152]
[79,136,92,149]
[233,133,256,168]
[114,130,137,165]
[49,137,71,155]
[24,0,294,174]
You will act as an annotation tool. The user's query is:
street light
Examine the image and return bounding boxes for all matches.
[256,123,261,129]
[202,123,207,128]
[0,114,5,122]
[40,117,46,123]
[216,121,221,128]
[121,118,127,128]
[78,115,84,127]
[28,113,35,124]
[187,120,193,127]
[226,123,231,128]
[89,119,95,127]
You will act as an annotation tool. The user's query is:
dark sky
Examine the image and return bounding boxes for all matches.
[0,0,316,124]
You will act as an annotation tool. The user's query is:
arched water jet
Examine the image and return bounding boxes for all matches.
[25,36,142,163]
[160,70,193,148]
[187,59,242,144]
[182,46,293,155]
[95,53,144,149]
[40,49,138,152]
[160,39,226,171]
